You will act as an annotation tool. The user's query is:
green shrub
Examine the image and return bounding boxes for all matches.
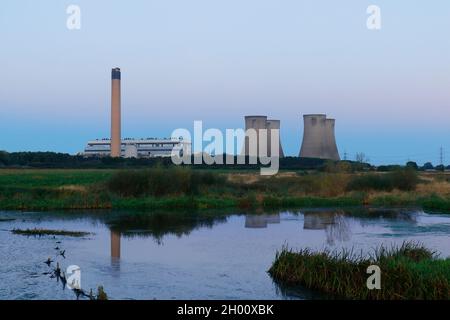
[347,174,393,191]
[389,168,419,191]
[347,169,418,192]
[106,167,227,197]
[106,170,150,197]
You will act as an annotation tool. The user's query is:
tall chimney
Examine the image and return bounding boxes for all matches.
[111,68,121,157]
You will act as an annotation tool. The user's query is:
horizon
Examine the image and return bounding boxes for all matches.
[1,1,449,165]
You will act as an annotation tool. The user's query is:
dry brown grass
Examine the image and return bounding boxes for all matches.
[226,173,260,184]
[222,172,450,200]
[226,171,300,185]
[57,185,88,192]
[363,174,450,202]
[416,180,450,196]
[365,189,407,202]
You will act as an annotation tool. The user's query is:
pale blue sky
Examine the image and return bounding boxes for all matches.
[0,1,449,164]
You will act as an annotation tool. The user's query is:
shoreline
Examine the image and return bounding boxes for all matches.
[0,194,449,213]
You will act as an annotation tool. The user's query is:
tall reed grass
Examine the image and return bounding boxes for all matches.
[269,242,450,300]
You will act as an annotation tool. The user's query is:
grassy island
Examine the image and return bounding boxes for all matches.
[269,242,450,300]
[12,228,91,237]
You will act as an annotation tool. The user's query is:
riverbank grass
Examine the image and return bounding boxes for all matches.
[1,168,450,211]
[269,242,450,300]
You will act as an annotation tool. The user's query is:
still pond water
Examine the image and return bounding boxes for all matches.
[0,208,449,300]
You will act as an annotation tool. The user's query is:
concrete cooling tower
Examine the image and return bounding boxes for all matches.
[110,68,121,157]
[243,116,284,157]
[324,119,339,160]
[243,115,267,157]
[299,114,340,161]
[266,119,284,157]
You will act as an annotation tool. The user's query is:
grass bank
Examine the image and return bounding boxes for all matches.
[0,168,450,212]
[268,242,450,300]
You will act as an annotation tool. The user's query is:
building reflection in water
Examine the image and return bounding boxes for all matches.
[303,211,351,245]
[245,214,280,229]
[303,211,335,230]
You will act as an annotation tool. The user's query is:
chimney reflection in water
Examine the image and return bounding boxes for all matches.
[111,230,121,269]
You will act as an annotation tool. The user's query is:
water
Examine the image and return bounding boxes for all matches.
[0,208,449,300]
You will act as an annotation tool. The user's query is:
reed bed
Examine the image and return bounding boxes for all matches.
[268,242,450,300]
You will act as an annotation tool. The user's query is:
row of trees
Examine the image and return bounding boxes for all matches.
[0,151,328,170]
[0,150,448,172]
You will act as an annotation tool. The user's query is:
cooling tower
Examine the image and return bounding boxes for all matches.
[266,119,284,158]
[324,119,340,160]
[110,68,121,157]
[299,114,340,160]
[244,115,267,156]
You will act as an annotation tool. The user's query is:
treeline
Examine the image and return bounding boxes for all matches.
[377,161,450,172]
[0,151,172,169]
[0,151,445,172]
[0,151,331,170]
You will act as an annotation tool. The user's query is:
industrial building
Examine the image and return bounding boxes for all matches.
[82,138,191,158]
[81,68,192,159]
[82,68,344,162]
[243,115,284,158]
[299,114,340,161]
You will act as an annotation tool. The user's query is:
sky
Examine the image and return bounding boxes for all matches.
[0,0,449,165]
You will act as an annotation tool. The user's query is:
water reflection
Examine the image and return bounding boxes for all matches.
[1,206,449,300]
[245,214,280,228]
[303,211,336,230]
[106,211,228,244]
[104,208,420,258]
[111,231,121,259]
[303,211,350,245]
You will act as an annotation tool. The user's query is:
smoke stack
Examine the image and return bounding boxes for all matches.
[299,114,340,160]
[110,68,121,157]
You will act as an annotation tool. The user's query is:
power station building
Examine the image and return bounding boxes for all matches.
[243,115,284,158]
[299,114,340,161]
[80,68,191,159]
[82,138,191,158]
[81,68,343,162]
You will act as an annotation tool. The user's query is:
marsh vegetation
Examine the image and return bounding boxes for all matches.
[269,242,450,300]
[0,167,449,211]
